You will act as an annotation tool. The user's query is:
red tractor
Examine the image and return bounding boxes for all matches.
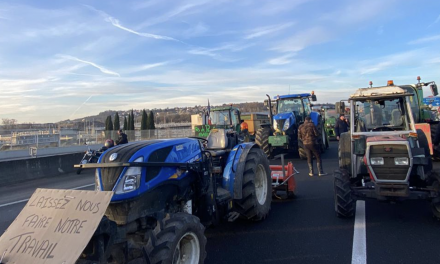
[334,85,440,219]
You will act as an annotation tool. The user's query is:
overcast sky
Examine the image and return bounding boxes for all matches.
[1,0,440,123]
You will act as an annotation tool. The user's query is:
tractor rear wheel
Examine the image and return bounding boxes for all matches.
[317,117,326,153]
[334,170,355,218]
[234,147,272,221]
[255,127,272,158]
[145,213,207,264]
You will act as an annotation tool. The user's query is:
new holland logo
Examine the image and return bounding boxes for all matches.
[109,153,118,161]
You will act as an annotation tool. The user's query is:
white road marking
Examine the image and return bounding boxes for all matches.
[0,183,95,208]
[352,200,367,264]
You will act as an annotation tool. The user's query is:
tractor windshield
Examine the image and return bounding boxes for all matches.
[210,110,231,127]
[325,109,338,125]
[353,97,409,132]
[277,98,304,114]
[325,109,338,119]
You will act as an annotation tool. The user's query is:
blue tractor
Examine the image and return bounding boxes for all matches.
[255,92,328,159]
[75,131,271,263]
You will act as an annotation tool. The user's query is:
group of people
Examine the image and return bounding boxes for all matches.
[99,129,129,152]
[298,114,349,177]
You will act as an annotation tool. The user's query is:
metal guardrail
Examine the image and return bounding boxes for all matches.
[0,128,195,161]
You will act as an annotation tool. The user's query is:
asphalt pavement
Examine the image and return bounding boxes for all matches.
[1,142,440,264]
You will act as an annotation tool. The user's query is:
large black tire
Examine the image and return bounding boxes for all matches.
[234,147,272,221]
[338,132,351,171]
[334,170,355,218]
[317,117,326,153]
[255,127,272,158]
[145,213,207,264]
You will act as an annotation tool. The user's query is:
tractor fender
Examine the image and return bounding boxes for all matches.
[222,142,256,199]
[310,111,321,126]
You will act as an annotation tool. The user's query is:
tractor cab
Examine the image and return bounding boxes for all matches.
[272,93,316,131]
[350,87,413,133]
[208,106,242,133]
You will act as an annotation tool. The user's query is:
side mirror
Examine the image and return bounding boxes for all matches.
[264,100,268,106]
[431,84,438,96]
[336,102,345,114]
[311,94,317,101]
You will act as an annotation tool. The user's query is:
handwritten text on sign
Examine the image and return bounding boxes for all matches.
[0,188,113,264]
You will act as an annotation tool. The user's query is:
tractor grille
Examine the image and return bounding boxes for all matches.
[369,144,410,181]
[276,119,285,130]
[100,140,164,191]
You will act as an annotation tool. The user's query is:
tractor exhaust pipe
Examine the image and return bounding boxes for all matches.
[266,94,274,127]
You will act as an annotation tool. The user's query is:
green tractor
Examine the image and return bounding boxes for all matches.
[194,106,242,138]
[312,104,337,141]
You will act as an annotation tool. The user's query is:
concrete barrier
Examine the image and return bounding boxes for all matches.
[0,152,86,187]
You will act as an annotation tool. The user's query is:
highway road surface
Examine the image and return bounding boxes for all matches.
[1,142,440,264]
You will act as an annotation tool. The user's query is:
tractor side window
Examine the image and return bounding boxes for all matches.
[231,110,239,125]
[303,98,311,116]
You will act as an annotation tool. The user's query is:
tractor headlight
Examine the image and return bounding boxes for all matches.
[273,118,277,130]
[283,119,290,131]
[394,157,409,165]
[115,157,143,194]
[370,157,384,165]
[95,169,101,191]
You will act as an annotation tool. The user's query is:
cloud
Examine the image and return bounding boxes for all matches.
[183,22,210,37]
[188,42,252,61]
[122,61,175,74]
[268,54,296,65]
[59,55,120,77]
[70,95,94,119]
[244,22,294,39]
[135,0,212,29]
[408,35,440,45]
[84,5,181,42]
[359,50,422,75]
[271,27,332,52]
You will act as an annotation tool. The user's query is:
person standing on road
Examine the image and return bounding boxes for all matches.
[115,129,128,145]
[298,116,327,177]
[335,114,349,140]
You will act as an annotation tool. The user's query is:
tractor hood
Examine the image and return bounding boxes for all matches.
[274,112,295,121]
[273,112,295,130]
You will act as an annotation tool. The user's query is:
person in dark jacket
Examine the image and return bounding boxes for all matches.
[115,129,128,145]
[335,114,350,140]
[298,117,327,176]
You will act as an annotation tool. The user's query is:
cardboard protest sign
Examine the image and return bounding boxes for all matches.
[0,188,113,264]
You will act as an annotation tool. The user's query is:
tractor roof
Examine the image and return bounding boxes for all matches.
[211,106,239,112]
[350,86,413,100]
[275,93,311,99]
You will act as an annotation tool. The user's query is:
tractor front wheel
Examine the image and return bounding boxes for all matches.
[145,213,207,264]
[334,170,355,218]
[255,127,272,158]
[234,147,272,221]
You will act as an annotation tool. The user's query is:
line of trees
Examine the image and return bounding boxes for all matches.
[104,111,155,131]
